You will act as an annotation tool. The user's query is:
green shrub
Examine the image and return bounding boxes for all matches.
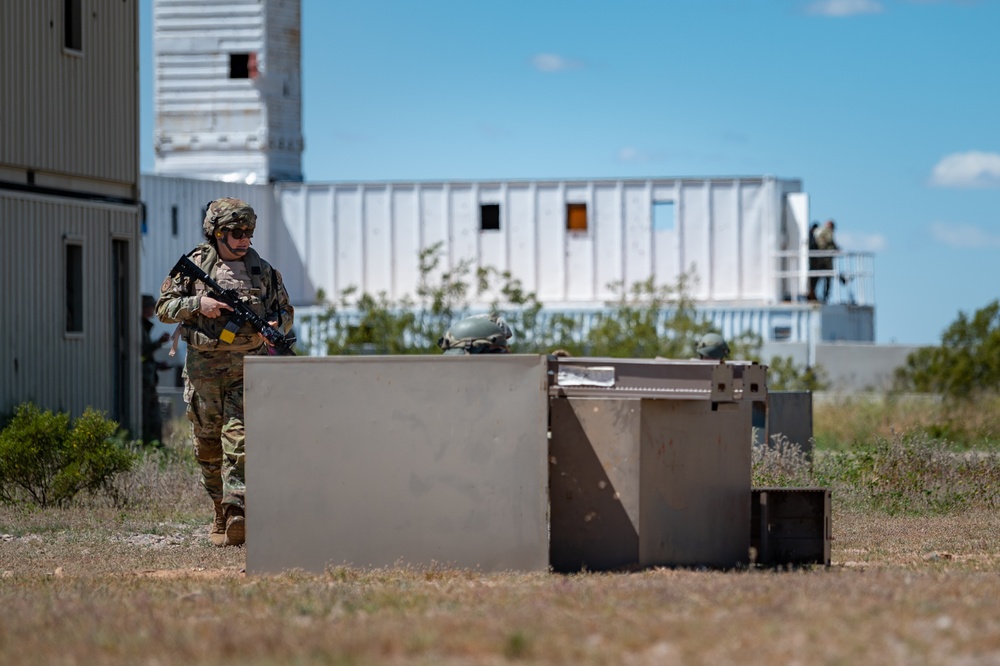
[814,433,1000,515]
[0,403,137,507]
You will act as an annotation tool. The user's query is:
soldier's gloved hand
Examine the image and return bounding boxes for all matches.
[259,320,279,346]
[199,296,233,319]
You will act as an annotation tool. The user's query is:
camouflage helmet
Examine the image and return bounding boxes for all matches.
[438,316,510,355]
[695,332,730,360]
[202,197,257,239]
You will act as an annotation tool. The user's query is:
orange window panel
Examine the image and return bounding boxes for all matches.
[566,203,588,232]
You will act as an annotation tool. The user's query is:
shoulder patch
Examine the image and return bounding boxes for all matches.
[160,276,173,293]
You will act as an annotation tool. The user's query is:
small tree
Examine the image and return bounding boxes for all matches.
[0,403,136,507]
[895,299,1000,399]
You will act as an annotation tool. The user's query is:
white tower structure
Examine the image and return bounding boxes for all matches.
[153,0,303,183]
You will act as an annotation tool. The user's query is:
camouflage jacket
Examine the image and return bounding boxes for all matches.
[156,243,294,352]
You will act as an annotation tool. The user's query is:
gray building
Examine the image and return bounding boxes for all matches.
[0,1,142,431]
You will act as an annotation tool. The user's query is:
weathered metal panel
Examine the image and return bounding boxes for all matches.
[623,182,652,289]
[1,193,141,433]
[507,185,537,293]
[305,186,336,301]
[536,185,564,302]
[244,355,550,574]
[334,186,363,293]
[766,391,813,458]
[680,182,711,299]
[364,186,392,295]
[711,183,740,300]
[276,184,309,301]
[449,185,477,267]
[740,182,768,300]
[0,0,138,193]
[594,183,624,300]
[391,186,420,300]
[419,185,448,267]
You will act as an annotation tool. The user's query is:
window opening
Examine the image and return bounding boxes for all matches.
[230,53,251,79]
[66,242,83,333]
[653,201,675,231]
[773,325,792,341]
[480,204,500,231]
[64,0,82,51]
[566,203,588,233]
[171,205,178,237]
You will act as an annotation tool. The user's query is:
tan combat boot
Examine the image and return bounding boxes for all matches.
[209,502,227,547]
[224,505,245,547]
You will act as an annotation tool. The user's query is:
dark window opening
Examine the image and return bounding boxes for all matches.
[230,53,251,79]
[66,243,83,333]
[773,325,792,341]
[480,204,500,231]
[64,0,82,51]
[171,205,178,237]
[566,203,588,233]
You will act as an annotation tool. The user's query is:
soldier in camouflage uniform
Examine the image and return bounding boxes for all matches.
[695,332,730,360]
[438,314,512,355]
[141,294,170,445]
[156,198,294,547]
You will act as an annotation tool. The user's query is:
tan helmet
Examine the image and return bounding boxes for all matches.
[202,197,257,240]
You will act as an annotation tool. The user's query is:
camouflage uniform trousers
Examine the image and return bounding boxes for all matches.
[184,347,262,509]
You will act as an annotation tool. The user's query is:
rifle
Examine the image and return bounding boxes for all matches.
[169,255,297,356]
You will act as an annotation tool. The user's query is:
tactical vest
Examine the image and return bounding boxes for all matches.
[183,243,274,352]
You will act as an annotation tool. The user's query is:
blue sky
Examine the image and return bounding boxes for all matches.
[139,0,1000,346]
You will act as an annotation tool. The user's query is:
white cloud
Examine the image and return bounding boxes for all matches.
[804,0,884,16]
[530,53,583,72]
[929,151,1000,189]
[837,231,888,252]
[929,222,1000,248]
[617,146,663,163]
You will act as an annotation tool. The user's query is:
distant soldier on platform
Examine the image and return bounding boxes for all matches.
[812,219,839,303]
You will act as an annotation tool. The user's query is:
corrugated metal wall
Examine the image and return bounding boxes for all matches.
[140,176,802,309]
[154,0,302,182]
[0,193,141,431]
[0,0,138,193]
[266,177,796,308]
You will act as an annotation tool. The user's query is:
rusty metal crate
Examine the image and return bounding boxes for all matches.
[751,487,831,566]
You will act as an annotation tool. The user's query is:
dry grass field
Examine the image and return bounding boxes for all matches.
[3,414,1000,665]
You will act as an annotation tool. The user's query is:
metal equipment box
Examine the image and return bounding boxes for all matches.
[751,487,832,566]
[548,358,767,572]
[766,391,814,457]
[244,355,550,574]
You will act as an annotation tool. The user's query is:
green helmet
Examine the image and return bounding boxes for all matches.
[695,332,730,360]
[438,316,510,355]
[203,197,257,240]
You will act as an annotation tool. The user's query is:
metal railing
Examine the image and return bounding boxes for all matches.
[773,251,875,306]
